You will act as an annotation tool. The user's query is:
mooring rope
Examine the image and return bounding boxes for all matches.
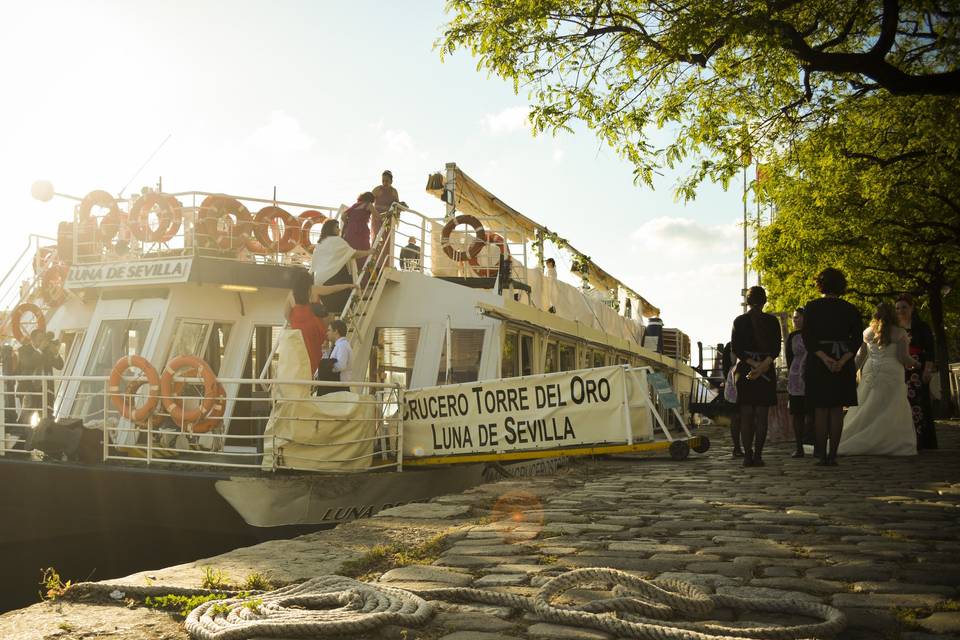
[65,567,846,640]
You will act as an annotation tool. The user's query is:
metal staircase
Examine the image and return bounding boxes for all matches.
[339,206,398,350]
[0,235,59,339]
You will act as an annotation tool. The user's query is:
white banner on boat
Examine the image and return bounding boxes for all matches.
[402,365,629,458]
[65,258,192,289]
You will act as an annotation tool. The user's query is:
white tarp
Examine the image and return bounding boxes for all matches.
[403,365,633,458]
[262,329,376,471]
[521,266,645,344]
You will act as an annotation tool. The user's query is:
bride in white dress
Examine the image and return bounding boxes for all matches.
[839,303,919,456]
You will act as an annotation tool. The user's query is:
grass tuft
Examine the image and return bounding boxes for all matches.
[340,533,451,580]
[39,567,72,601]
[241,572,274,591]
[199,567,229,590]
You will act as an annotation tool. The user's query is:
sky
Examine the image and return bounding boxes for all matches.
[0,1,759,354]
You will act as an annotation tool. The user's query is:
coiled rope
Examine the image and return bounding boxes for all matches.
[65,567,846,640]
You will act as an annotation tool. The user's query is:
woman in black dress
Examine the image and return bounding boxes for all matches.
[731,286,782,467]
[895,293,937,449]
[802,268,864,465]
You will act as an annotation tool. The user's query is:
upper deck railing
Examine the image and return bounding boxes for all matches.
[60,191,535,279]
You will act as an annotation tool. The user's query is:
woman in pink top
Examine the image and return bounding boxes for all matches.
[341,192,376,270]
[785,307,811,458]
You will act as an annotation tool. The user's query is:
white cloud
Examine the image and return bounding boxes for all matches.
[552,147,566,163]
[246,110,315,153]
[632,216,740,253]
[382,129,416,155]
[481,106,530,135]
[624,216,745,347]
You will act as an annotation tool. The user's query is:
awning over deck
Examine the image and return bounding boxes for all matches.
[426,163,660,318]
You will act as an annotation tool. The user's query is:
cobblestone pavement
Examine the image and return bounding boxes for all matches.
[2,422,958,640]
[374,422,960,640]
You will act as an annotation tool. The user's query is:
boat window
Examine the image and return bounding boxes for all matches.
[559,342,577,372]
[592,350,606,369]
[168,320,209,360]
[206,323,232,375]
[543,340,558,374]
[501,330,519,378]
[520,334,533,376]
[251,325,282,383]
[76,319,152,419]
[369,327,421,389]
[437,328,485,385]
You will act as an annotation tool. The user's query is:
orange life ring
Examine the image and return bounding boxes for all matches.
[252,206,299,253]
[191,382,226,433]
[40,263,69,307]
[160,355,218,426]
[441,215,487,262]
[129,193,183,244]
[11,303,45,343]
[78,190,120,222]
[97,209,128,246]
[298,210,327,253]
[468,232,509,277]
[197,196,253,250]
[108,355,161,423]
[32,247,58,274]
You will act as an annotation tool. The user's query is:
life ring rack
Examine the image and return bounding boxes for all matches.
[160,355,219,426]
[128,193,183,244]
[440,214,487,262]
[108,355,161,423]
[469,232,509,277]
[11,303,45,343]
[197,196,253,251]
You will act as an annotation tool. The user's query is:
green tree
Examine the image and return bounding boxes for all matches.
[755,94,960,413]
[440,1,960,196]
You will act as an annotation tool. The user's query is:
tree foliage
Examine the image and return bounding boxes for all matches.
[440,0,960,196]
[754,93,960,409]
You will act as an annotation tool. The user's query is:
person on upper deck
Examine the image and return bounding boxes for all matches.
[309,220,371,316]
[399,237,421,270]
[342,192,378,270]
[371,170,400,244]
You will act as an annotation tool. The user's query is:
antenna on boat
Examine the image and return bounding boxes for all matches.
[117,133,172,198]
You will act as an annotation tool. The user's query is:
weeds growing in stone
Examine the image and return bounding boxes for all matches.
[39,567,72,601]
[340,533,451,579]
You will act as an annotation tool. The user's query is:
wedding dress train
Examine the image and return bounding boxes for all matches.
[839,328,917,456]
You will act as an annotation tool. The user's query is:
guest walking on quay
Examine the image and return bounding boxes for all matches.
[802,268,864,466]
[731,286,782,467]
[895,293,938,450]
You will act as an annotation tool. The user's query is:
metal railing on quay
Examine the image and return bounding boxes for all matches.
[0,373,405,474]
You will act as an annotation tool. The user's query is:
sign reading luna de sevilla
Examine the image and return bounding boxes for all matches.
[402,365,628,458]
[65,258,193,289]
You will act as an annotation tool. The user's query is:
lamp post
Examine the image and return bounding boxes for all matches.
[31,181,81,203]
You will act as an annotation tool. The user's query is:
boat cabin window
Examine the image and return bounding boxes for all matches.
[593,350,607,368]
[437,328,485,385]
[229,325,281,447]
[559,342,577,372]
[543,340,558,374]
[166,320,233,374]
[76,319,152,419]
[502,329,535,378]
[502,330,518,378]
[369,327,421,389]
[52,329,85,414]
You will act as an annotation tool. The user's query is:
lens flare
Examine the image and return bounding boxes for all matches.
[490,490,544,542]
